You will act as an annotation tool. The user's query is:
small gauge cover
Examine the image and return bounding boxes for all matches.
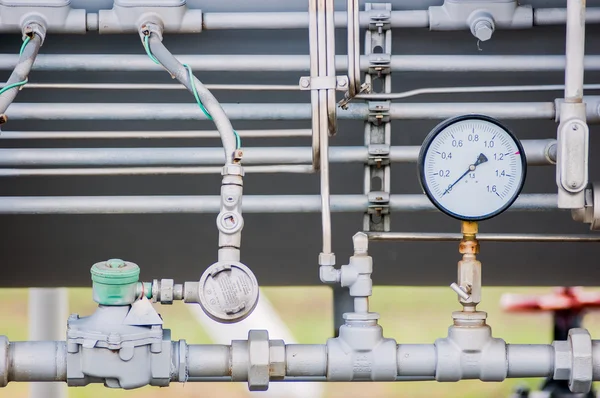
[418,115,527,221]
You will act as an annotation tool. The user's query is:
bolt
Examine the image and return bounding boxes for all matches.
[300,78,310,88]
[107,258,125,268]
[473,20,494,42]
[337,77,347,88]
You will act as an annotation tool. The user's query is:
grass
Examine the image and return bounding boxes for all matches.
[0,286,599,397]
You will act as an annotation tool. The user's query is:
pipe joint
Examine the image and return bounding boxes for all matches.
[435,323,507,382]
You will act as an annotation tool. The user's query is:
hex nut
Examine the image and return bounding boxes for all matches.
[553,340,571,380]
[160,279,174,304]
[248,330,270,391]
[269,340,286,379]
[569,328,593,393]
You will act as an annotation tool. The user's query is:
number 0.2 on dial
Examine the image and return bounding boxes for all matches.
[417,115,527,221]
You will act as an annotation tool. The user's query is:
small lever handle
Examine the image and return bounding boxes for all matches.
[450,282,471,300]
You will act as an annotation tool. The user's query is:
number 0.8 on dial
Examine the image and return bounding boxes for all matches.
[417,115,527,221]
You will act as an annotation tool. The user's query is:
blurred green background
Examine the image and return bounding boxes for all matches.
[1,286,599,398]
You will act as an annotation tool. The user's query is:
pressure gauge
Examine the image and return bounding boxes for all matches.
[418,115,526,221]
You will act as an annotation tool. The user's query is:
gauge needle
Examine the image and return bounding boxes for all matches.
[442,153,488,196]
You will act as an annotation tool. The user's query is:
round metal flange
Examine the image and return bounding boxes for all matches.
[198,261,259,323]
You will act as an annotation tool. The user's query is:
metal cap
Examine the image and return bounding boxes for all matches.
[90,259,140,285]
[198,261,259,323]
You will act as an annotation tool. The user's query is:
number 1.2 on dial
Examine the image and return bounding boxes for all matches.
[418,115,527,221]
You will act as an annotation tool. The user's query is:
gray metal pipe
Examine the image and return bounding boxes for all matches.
[4,102,558,121]
[506,345,554,378]
[564,0,586,103]
[202,10,430,30]
[146,33,237,165]
[0,34,43,115]
[286,345,327,377]
[0,129,312,140]
[535,7,600,25]
[0,142,554,167]
[0,194,557,214]
[5,54,600,73]
[0,165,315,177]
[187,345,231,378]
[367,232,600,243]
[397,345,436,377]
[8,341,66,382]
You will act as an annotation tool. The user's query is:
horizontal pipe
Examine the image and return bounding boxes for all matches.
[357,84,600,100]
[534,7,600,25]
[0,142,554,167]
[187,345,231,378]
[397,345,436,377]
[4,102,557,121]
[0,194,556,214]
[8,341,66,382]
[286,344,327,377]
[0,165,314,177]
[367,232,600,243]
[202,10,429,30]
[3,54,600,72]
[0,83,300,91]
[507,345,554,378]
[0,129,312,140]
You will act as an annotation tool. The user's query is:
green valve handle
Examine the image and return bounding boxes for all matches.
[91,259,141,305]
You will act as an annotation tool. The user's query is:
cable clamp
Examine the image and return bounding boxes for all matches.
[299,75,348,91]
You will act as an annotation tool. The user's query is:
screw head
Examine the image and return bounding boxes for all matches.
[300,78,310,88]
[337,77,347,88]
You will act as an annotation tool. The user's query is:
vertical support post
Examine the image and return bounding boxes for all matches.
[363,3,392,232]
[28,288,68,398]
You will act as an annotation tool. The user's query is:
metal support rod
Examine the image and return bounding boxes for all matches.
[0,194,556,214]
[0,129,312,140]
[535,8,600,25]
[0,83,301,91]
[3,102,559,121]
[0,165,314,177]
[28,289,68,398]
[7,54,600,72]
[357,84,600,100]
[0,141,554,167]
[366,232,600,243]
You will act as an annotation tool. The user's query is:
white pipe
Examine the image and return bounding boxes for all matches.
[564,0,586,103]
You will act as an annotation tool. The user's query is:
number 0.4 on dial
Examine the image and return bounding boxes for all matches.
[417,115,527,221]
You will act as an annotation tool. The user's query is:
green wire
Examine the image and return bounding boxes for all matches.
[19,36,31,56]
[143,34,241,149]
[143,35,160,65]
[0,79,28,96]
[0,36,32,96]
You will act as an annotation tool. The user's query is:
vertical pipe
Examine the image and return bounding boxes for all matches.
[309,0,320,170]
[326,0,337,136]
[564,0,586,103]
[28,289,68,398]
[318,0,332,257]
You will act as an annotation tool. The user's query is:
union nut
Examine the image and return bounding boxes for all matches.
[248,330,270,391]
[552,328,593,394]
[269,340,286,380]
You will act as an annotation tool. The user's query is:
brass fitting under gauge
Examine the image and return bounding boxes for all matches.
[417,114,527,221]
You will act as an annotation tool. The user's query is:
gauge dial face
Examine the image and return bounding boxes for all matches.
[418,115,527,221]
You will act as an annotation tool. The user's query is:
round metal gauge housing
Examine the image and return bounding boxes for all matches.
[418,115,527,221]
